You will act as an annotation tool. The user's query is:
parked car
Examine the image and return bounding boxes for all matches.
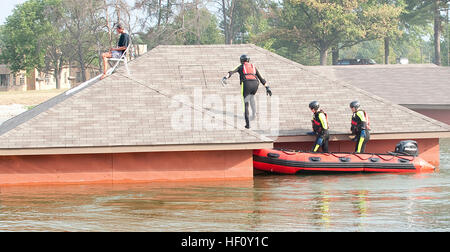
[336,59,376,65]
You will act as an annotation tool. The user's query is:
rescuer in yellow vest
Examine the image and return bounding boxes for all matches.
[309,101,329,153]
[350,101,370,153]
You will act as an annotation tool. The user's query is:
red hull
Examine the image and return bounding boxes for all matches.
[253,149,435,174]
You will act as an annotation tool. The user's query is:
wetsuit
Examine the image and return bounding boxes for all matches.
[311,109,329,152]
[228,62,266,128]
[351,109,370,153]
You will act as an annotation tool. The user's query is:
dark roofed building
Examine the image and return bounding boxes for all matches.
[0,73,271,149]
[129,45,449,135]
[306,64,450,125]
[0,44,449,185]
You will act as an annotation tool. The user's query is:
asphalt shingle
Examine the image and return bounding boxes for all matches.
[0,44,448,150]
[306,64,450,105]
[126,44,449,136]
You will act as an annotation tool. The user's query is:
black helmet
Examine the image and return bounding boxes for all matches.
[240,54,250,63]
[349,101,360,109]
[309,101,320,110]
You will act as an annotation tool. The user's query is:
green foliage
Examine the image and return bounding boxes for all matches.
[0,0,62,73]
[264,0,404,65]
[176,8,223,45]
[341,0,450,66]
[0,0,448,71]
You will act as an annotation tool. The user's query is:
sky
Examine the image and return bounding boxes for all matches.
[0,0,218,26]
[0,0,144,28]
[0,0,27,25]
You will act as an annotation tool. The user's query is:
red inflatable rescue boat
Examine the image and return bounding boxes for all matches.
[253,140,435,174]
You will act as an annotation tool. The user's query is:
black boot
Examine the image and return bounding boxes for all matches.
[244,104,250,129]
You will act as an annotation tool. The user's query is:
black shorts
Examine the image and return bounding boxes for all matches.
[241,80,259,98]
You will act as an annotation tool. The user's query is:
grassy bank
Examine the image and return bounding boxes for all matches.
[0,89,67,106]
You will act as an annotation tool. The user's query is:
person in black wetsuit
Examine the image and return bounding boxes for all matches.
[309,101,329,153]
[349,101,370,153]
[100,23,130,80]
[223,55,272,129]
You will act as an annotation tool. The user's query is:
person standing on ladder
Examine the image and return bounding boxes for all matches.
[349,101,370,153]
[223,54,272,129]
[100,23,130,80]
[309,101,329,153]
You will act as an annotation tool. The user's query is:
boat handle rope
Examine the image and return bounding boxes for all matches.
[375,154,413,162]
[375,154,397,161]
[281,150,298,155]
[353,153,375,161]
[276,150,414,161]
[329,152,353,159]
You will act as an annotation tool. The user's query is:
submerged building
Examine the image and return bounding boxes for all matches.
[307,64,450,125]
[0,44,449,185]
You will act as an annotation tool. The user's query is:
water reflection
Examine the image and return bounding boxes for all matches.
[0,139,449,231]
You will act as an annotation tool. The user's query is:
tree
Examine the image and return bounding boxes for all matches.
[42,0,70,89]
[0,0,70,88]
[216,0,266,44]
[63,0,106,82]
[269,0,403,65]
[273,0,359,65]
[331,0,405,64]
[395,0,433,63]
[176,6,223,44]
[364,0,406,64]
[133,0,182,47]
[433,0,445,65]
[134,0,222,47]
[0,0,52,73]
[396,0,449,65]
[218,0,237,44]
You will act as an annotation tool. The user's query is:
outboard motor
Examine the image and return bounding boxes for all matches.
[394,140,419,156]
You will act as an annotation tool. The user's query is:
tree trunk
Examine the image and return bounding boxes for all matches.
[55,71,60,89]
[165,0,171,24]
[222,0,236,44]
[228,0,236,44]
[54,61,62,89]
[384,37,390,64]
[78,46,87,83]
[180,0,186,44]
[75,17,86,82]
[447,3,449,66]
[157,0,162,29]
[103,0,112,48]
[195,0,201,44]
[115,0,121,25]
[331,46,339,65]
[221,0,228,44]
[97,41,102,72]
[319,48,328,65]
[433,0,442,65]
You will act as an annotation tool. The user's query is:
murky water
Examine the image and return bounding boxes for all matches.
[0,139,449,232]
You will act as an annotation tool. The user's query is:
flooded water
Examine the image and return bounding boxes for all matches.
[0,139,449,232]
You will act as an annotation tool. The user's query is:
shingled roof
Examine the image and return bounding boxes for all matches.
[306,64,450,106]
[131,44,449,136]
[0,53,273,152]
[0,44,449,153]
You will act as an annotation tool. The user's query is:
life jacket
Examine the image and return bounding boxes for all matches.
[242,62,257,80]
[351,109,370,131]
[312,110,329,133]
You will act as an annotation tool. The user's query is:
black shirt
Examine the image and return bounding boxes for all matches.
[117,33,130,54]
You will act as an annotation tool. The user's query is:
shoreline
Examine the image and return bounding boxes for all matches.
[0,89,67,124]
[0,104,28,124]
